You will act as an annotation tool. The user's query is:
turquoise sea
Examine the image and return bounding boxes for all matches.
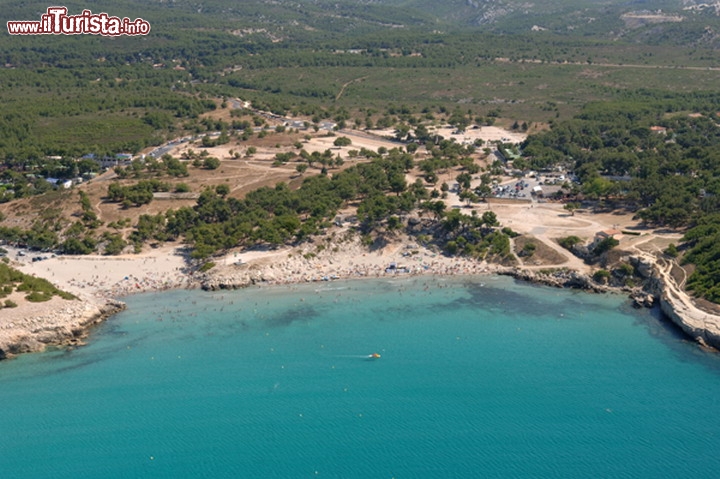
[2,275,720,478]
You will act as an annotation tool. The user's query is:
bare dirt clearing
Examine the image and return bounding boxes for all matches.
[0,124,683,319]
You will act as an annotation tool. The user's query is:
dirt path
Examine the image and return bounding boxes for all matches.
[213,160,295,193]
[629,237,709,315]
[525,234,590,272]
[335,76,367,101]
[493,203,603,272]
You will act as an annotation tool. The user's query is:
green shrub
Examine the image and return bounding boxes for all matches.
[593,269,611,283]
[4,299,17,308]
[26,291,53,302]
[1,263,76,301]
[174,183,191,193]
[616,262,635,277]
[198,262,216,273]
[501,227,519,238]
[333,136,352,147]
[445,240,459,255]
[593,237,619,255]
[203,157,221,170]
[102,233,127,256]
[558,236,582,250]
[215,184,230,197]
[58,291,77,300]
[522,242,536,257]
[665,243,679,258]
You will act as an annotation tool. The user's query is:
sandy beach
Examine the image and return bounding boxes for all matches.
[0,198,660,357]
[0,234,504,357]
[2,200,716,356]
[207,236,502,288]
[0,119,540,359]
[0,244,193,357]
[5,244,192,301]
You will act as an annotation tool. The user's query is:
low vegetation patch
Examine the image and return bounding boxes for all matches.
[515,235,567,265]
[593,269,611,284]
[557,236,583,250]
[198,262,216,273]
[0,263,76,303]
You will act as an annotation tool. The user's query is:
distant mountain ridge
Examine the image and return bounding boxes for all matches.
[3,0,718,45]
[357,0,718,31]
[166,0,720,43]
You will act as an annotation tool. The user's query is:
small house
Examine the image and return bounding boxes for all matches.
[650,126,667,135]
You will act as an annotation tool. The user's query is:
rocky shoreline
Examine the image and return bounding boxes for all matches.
[0,299,126,360]
[138,251,720,353]
[3,241,720,360]
[499,267,612,294]
[499,259,720,351]
[657,289,720,350]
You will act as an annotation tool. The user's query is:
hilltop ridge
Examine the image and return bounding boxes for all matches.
[4,0,719,43]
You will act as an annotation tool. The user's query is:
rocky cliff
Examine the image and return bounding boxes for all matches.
[630,256,720,350]
[658,289,720,349]
[648,276,720,350]
[500,268,610,293]
[503,256,720,350]
[0,299,125,360]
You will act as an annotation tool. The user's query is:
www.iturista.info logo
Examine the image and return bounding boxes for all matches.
[7,7,151,36]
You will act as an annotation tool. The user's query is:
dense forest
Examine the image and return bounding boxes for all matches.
[1,0,718,167]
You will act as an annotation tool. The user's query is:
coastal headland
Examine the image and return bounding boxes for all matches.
[0,115,717,357]
[2,202,719,358]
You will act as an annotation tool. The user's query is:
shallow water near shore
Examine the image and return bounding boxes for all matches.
[2,275,720,478]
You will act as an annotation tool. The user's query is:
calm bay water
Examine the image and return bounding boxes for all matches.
[2,275,720,478]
